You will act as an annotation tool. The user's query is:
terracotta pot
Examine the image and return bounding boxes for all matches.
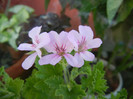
[5,54,28,79]
[0,43,31,79]
[0,43,24,60]
[46,0,81,31]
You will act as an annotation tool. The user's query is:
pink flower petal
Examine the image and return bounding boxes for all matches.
[49,31,60,44]
[69,30,81,41]
[64,54,77,67]
[50,55,62,65]
[74,53,84,67]
[43,44,56,53]
[35,48,42,58]
[39,54,61,65]
[79,25,94,39]
[38,32,50,48]
[44,31,59,53]
[17,43,34,51]
[87,38,102,49]
[68,30,80,51]
[28,26,42,39]
[59,31,68,45]
[59,31,74,52]
[80,51,95,61]
[22,53,37,70]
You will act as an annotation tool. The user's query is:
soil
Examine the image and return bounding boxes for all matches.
[0,43,24,69]
[0,45,13,68]
[104,67,119,94]
[16,12,70,45]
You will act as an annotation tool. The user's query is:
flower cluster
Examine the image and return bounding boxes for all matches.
[18,25,102,70]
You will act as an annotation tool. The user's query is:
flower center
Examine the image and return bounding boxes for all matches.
[55,43,66,56]
[78,36,87,52]
[31,44,37,48]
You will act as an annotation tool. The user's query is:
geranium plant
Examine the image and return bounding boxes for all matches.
[18,25,102,68]
[0,25,127,99]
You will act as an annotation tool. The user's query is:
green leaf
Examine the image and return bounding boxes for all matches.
[9,5,34,14]
[70,63,91,82]
[116,0,133,23]
[0,31,10,43]
[111,88,128,99]
[6,78,24,98]
[45,0,50,11]
[91,62,108,95]
[23,81,46,99]
[13,8,30,24]
[0,15,10,32]
[35,59,63,80]
[9,15,18,27]
[0,89,14,99]
[34,80,61,99]
[55,84,85,99]
[81,62,108,96]
[80,61,92,74]
[0,26,20,49]
[8,26,20,49]
[0,67,11,85]
[45,76,64,89]
[107,0,123,22]
[23,69,61,99]
[23,59,64,98]
[22,70,46,99]
[0,67,24,99]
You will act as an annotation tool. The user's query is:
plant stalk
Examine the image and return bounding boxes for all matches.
[61,58,71,91]
[5,0,11,16]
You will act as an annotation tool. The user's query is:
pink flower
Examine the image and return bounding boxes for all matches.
[39,31,77,67]
[68,25,102,67]
[18,26,50,70]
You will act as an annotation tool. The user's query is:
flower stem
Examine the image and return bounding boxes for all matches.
[62,59,69,84]
[61,58,71,91]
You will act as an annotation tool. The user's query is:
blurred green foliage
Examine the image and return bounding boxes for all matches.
[107,0,123,23]
[45,0,50,11]
[0,5,34,49]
